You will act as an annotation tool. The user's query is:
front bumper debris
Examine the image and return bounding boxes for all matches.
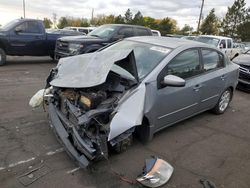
[48,103,91,168]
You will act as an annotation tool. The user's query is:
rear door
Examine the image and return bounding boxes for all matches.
[9,21,46,56]
[198,48,227,111]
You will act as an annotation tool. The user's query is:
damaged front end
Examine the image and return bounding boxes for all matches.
[43,50,145,167]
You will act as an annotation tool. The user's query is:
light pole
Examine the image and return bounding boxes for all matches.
[23,0,26,18]
[197,0,204,33]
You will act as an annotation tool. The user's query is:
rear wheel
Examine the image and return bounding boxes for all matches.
[213,88,232,114]
[0,48,6,66]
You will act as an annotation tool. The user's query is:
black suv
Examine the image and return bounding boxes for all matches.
[54,24,152,59]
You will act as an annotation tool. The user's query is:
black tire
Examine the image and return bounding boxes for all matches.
[0,48,6,66]
[212,88,232,114]
[135,118,152,143]
[49,54,54,60]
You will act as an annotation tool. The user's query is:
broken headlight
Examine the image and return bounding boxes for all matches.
[136,157,173,188]
[68,43,83,55]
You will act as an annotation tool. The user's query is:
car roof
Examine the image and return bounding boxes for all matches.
[126,36,211,49]
[102,24,150,29]
[199,35,232,40]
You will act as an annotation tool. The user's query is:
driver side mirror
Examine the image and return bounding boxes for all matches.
[161,75,186,87]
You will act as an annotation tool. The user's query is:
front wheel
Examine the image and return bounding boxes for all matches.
[212,88,232,114]
[0,48,6,66]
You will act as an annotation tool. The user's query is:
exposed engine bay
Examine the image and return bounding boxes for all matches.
[48,71,137,161]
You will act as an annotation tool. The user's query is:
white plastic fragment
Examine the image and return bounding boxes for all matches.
[29,87,51,108]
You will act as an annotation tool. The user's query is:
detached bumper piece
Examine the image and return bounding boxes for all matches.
[48,103,92,168]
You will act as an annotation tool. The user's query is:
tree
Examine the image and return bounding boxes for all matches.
[200,8,220,35]
[114,15,125,24]
[132,11,144,25]
[124,9,133,24]
[43,18,52,28]
[158,17,178,35]
[57,17,68,29]
[179,24,194,35]
[222,0,249,37]
[143,16,157,29]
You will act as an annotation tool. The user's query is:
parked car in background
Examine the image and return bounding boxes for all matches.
[181,35,197,41]
[54,24,152,59]
[63,26,96,35]
[151,29,161,36]
[39,36,239,167]
[196,35,242,60]
[233,42,247,53]
[47,28,85,36]
[0,19,83,65]
[232,49,250,91]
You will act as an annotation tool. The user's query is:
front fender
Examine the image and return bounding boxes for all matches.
[108,83,146,141]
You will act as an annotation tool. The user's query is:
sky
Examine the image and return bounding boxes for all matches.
[0,0,249,29]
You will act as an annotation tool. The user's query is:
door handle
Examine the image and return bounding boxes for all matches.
[193,84,202,91]
[221,74,227,80]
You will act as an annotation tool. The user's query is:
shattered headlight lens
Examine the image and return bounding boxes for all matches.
[137,158,173,188]
[68,43,83,55]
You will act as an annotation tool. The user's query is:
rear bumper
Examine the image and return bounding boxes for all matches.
[48,103,93,168]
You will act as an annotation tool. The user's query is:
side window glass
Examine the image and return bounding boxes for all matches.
[219,40,226,48]
[227,39,232,48]
[202,49,224,71]
[15,22,27,32]
[136,28,149,36]
[26,22,41,33]
[118,27,133,38]
[167,49,201,79]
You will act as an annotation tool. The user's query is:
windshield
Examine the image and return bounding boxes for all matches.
[104,40,171,79]
[88,25,117,38]
[196,37,220,47]
[0,20,19,31]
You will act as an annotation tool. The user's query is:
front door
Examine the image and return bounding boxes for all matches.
[152,49,203,130]
[9,21,46,56]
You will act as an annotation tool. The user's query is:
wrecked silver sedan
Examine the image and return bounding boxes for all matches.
[39,36,239,167]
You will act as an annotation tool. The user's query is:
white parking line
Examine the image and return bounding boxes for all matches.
[66,167,80,174]
[46,148,64,156]
[0,157,36,171]
[0,148,64,171]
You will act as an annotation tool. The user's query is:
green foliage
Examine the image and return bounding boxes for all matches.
[55,9,179,36]
[222,0,249,37]
[132,11,144,25]
[200,8,220,35]
[114,15,125,24]
[43,18,53,28]
[158,17,178,35]
[57,17,90,29]
[178,24,194,35]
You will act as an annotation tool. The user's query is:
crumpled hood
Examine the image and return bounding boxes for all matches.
[50,49,138,88]
[233,54,250,66]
